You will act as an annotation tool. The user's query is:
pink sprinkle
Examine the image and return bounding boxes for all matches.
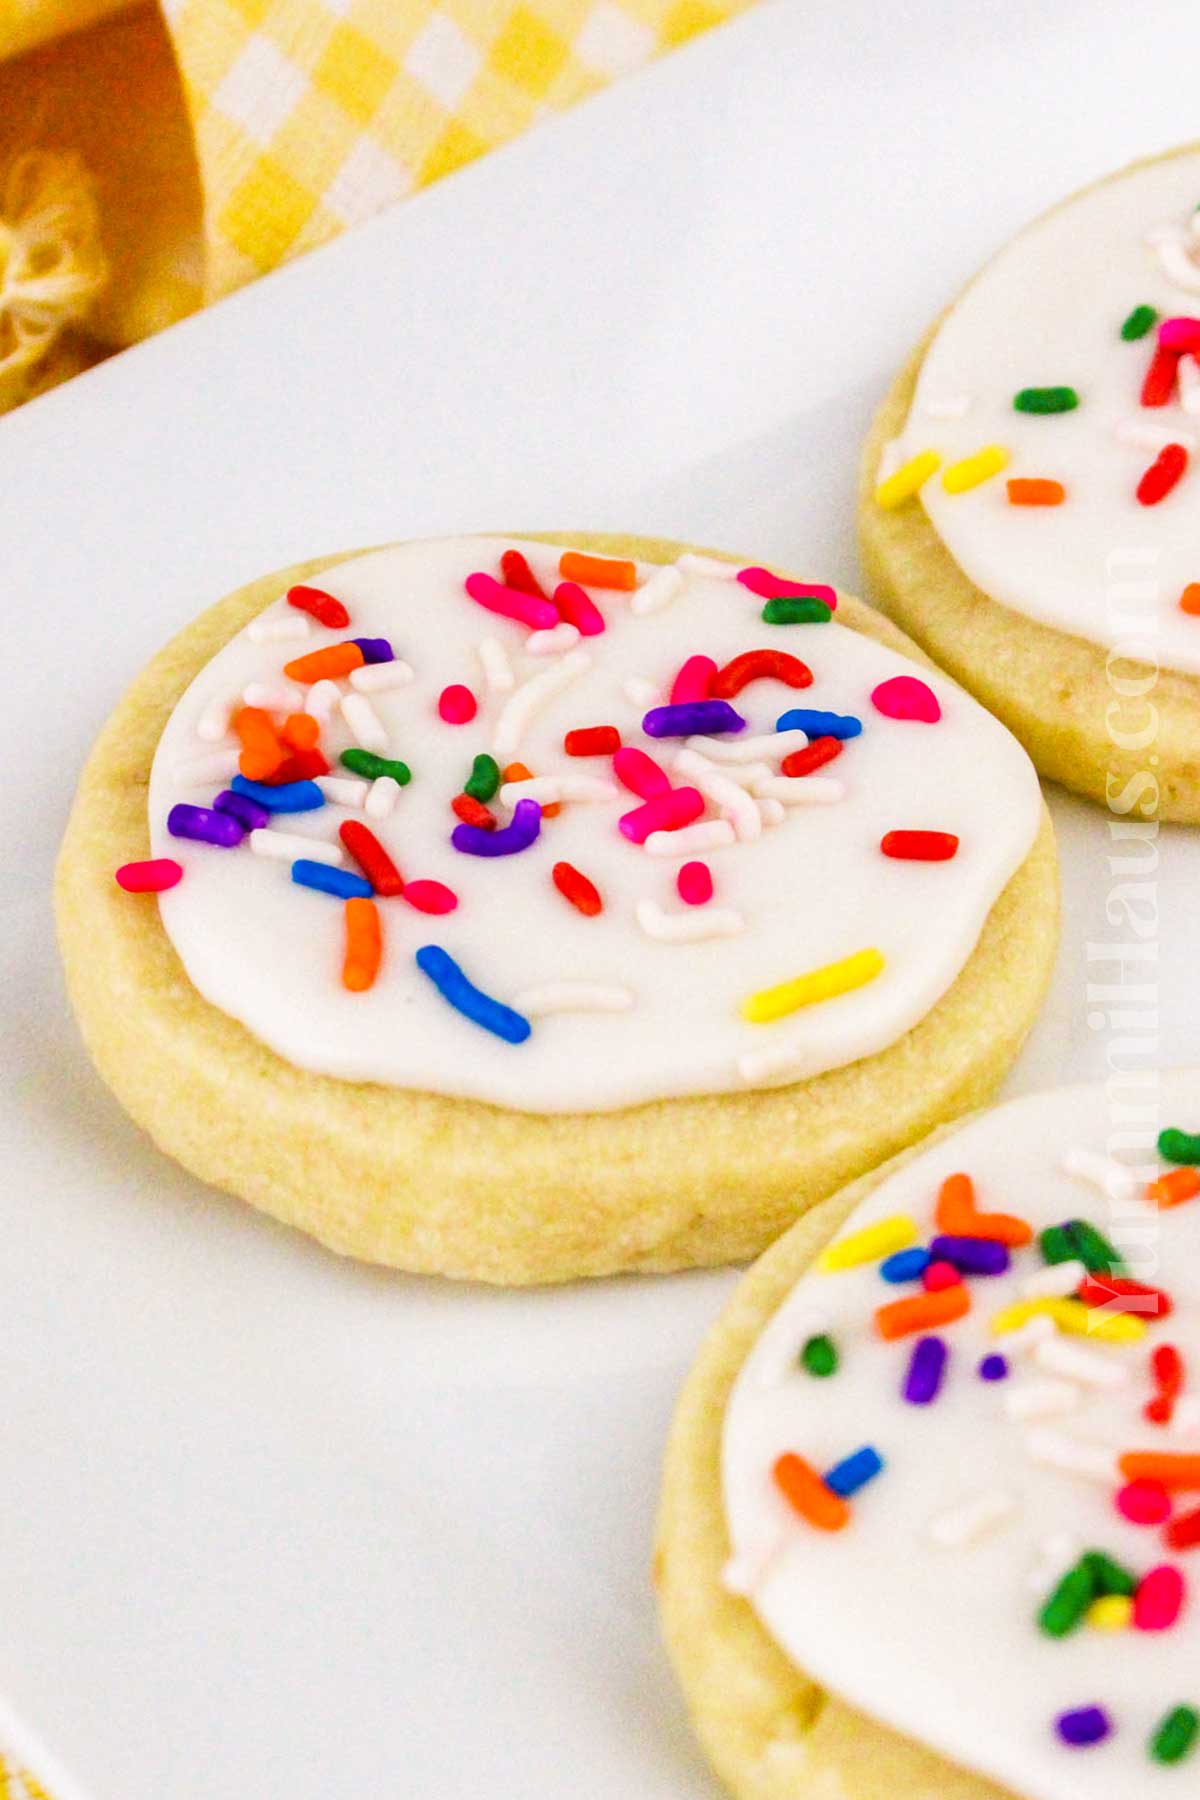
[439,684,478,724]
[677,861,713,906]
[613,746,671,798]
[670,654,717,704]
[1116,1480,1172,1528]
[922,1260,961,1293]
[1159,316,1200,353]
[871,674,941,723]
[1133,1564,1186,1632]
[619,787,704,844]
[554,581,605,636]
[737,567,838,607]
[402,879,458,915]
[115,858,183,893]
[464,571,558,632]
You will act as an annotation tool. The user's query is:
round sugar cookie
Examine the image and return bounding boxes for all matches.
[56,533,1057,1285]
[657,1071,1200,1800]
[861,143,1200,822]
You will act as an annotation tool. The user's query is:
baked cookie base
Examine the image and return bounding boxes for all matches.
[654,1134,1020,1800]
[56,533,1058,1285]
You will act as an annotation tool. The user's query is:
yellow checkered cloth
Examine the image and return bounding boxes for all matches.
[163,0,756,300]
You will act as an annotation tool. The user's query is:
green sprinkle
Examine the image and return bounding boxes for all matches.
[1014,386,1079,414]
[1159,1126,1200,1165]
[1082,1550,1137,1598]
[464,752,500,802]
[1121,304,1158,342]
[762,597,833,625]
[340,749,411,785]
[1066,1218,1124,1276]
[1151,1706,1199,1765]
[1038,1560,1095,1638]
[800,1333,838,1378]
[1039,1223,1077,1266]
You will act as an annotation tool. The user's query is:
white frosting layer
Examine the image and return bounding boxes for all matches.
[896,151,1200,673]
[723,1074,1200,1800]
[148,537,1040,1112]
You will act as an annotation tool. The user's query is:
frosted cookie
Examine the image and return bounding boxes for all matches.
[657,1073,1200,1800]
[861,143,1200,822]
[56,534,1056,1284]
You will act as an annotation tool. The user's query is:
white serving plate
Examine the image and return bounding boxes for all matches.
[4,0,1200,1792]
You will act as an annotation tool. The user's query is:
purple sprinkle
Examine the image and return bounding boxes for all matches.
[452,797,542,858]
[213,789,270,830]
[352,637,394,665]
[1055,1706,1111,1748]
[903,1334,948,1405]
[167,803,244,848]
[978,1353,1009,1382]
[929,1234,1010,1277]
[641,700,746,738]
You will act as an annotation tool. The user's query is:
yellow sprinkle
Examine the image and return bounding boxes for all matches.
[1087,1595,1133,1632]
[741,948,884,1024]
[989,1298,1146,1344]
[875,449,941,510]
[942,444,1011,494]
[817,1214,919,1273]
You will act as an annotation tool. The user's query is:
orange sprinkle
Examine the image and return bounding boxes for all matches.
[558,550,637,591]
[1007,478,1065,506]
[875,1284,971,1341]
[935,1171,1033,1247]
[232,706,285,781]
[1179,583,1200,616]
[1147,1167,1200,1209]
[282,711,320,751]
[284,642,364,683]
[503,760,560,817]
[1118,1452,1200,1490]
[342,897,382,992]
[772,1453,850,1532]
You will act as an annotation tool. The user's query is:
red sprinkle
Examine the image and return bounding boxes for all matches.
[500,548,548,599]
[1142,345,1182,407]
[922,1260,962,1293]
[554,581,605,636]
[1166,1505,1200,1552]
[115,858,183,893]
[402,879,458,915]
[880,829,960,862]
[781,736,842,777]
[677,861,713,906]
[552,861,602,916]
[710,648,812,698]
[452,794,496,830]
[1137,441,1189,505]
[270,748,329,782]
[339,820,403,897]
[564,725,621,757]
[1079,1275,1173,1320]
[612,746,671,798]
[1133,1564,1186,1631]
[669,654,717,704]
[737,567,837,607]
[1116,1479,1172,1527]
[439,684,478,724]
[1147,1343,1186,1425]
[287,584,350,628]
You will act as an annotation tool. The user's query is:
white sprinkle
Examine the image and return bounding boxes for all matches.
[243,680,303,713]
[349,659,414,693]
[249,829,343,866]
[305,679,341,722]
[247,612,310,643]
[195,695,234,743]
[635,898,744,943]
[686,729,809,763]
[1021,1259,1087,1300]
[721,1537,787,1596]
[1060,1146,1140,1204]
[1027,1531,1081,1595]
[340,692,388,752]
[512,982,634,1018]
[672,747,774,791]
[1003,1378,1081,1421]
[738,1035,812,1087]
[173,749,240,787]
[527,621,582,656]
[365,776,402,819]
[927,1490,1015,1548]
[478,635,515,694]
[1035,1336,1129,1390]
[315,775,368,808]
[750,774,845,806]
[644,819,737,858]
[922,394,972,420]
[1147,225,1200,295]
[1168,1395,1200,1436]
[622,675,659,707]
[683,762,761,842]
[876,438,905,483]
[998,1314,1060,1356]
[1180,353,1200,417]
[1115,417,1196,454]
[756,797,786,827]
[1024,1428,1117,1484]
[493,651,590,761]
[631,565,684,617]
[676,553,737,579]
[500,774,617,807]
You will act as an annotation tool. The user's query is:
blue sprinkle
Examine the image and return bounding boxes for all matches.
[415,945,532,1044]
[979,1353,1009,1382]
[880,1246,932,1284]
[291,860,373,900]
[823,1446,884,1498]
[776,708,862,740]
[230,775,324,813]
[642,700,746,738]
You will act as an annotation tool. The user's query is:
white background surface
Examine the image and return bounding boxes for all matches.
[5,1,1200,1793]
